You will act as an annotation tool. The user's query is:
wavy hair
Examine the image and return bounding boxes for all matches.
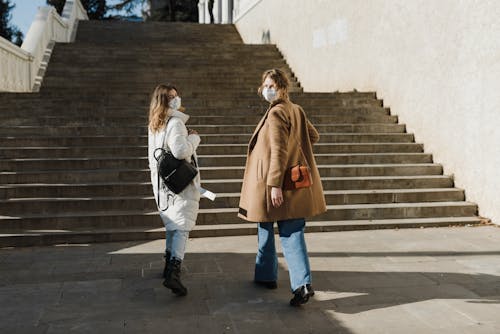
[148,83,178,133]
[258,68,290,101]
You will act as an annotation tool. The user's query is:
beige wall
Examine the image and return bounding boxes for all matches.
[235,0,500,224]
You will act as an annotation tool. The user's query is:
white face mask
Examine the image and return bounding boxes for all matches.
[262,87,277,103]
[169,96,181,110]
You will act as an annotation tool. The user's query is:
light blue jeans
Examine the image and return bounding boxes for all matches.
[255,218,312,291]
[165,230,189,260]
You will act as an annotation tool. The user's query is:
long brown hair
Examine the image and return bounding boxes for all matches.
[148,83,178,133]
[258,68,290,101]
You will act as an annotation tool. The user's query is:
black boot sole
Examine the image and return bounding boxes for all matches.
[163,280,188,296]
[290,286,314,307]
[290,294,310,306]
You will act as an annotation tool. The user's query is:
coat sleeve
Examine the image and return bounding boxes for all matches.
[148,128,156,170]
[298,105,319,144]
[267,107,290,188]
[307,120,320,144]
[166,118,201,160]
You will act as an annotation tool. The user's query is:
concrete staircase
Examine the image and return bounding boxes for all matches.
[0,21,482,247]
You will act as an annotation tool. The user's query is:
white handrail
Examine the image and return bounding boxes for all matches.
[0,0,88,92]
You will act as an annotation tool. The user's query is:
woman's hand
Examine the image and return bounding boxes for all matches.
[188,129,198,135]
[271,187,284,208]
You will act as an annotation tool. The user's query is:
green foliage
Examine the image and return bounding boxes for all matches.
[152,0,198,22]
[47,0,108,20]
[0,0,23,46]
[112,0,198,22]
[46,0,199,22]
[111,0,142,14]
[83,0,107,20]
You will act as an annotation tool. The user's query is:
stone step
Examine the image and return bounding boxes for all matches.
[0,188,466,215]
[0,99,383,111]
[39,86,304,94]
[0,114,398,126]
[46,61,292,70]
[0,124,406,136]
[0,143,424,158]
[0,93,378,109]
[197,201,478,224]
[75,21,243,41]
[197,188,465,208]
[50,46,279,52]
[200,175,454,193]
[277,130,415,142]
[197,153,432,166]
[0,164,443,184]
[0,182,152,199]
[38,84,304,92]
[52,44,281,54]
[197,143,423,155]
[0,169,148,184]
[0,201,478,232]
[0,91,378,104]
[0,157,149,171]
[0,133,414,147]
[0,216,483,247]
[201,164,443,179]
[191,216,484,236]
[43,72,296,82]
[0,176,454,199]
[0,105,389,116]
[0,153,433,171]
[3,105,390,117]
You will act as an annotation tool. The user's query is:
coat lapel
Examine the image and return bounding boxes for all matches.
[248,110,269,151]
[248,99,285,152]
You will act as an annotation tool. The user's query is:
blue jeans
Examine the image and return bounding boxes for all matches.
[255,218,311,291]
[165,230,189,260]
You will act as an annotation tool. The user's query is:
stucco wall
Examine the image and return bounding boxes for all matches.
[235,0,500,224]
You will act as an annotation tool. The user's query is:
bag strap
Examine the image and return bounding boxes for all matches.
[156,118,172,211]
[290,108,311,170]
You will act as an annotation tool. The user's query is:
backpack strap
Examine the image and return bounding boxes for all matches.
[155,118,171,211]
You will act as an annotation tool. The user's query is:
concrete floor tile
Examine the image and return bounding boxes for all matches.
[46,319,126,334]
[402,299,478,329]
[324,270,438,291]
[441,297,500,324]
[2,227,500,333]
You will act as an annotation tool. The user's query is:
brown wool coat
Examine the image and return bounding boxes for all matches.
[238,98,327,223]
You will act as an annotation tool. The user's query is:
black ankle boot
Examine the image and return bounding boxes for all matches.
[162,251,171,278]
[163,258,187,296]
[290,284,314,307]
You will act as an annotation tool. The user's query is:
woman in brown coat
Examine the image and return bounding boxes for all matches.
[238,69,327,306]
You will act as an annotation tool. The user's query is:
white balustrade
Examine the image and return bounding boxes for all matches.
[0,0,88,92]
[198,0,236,24]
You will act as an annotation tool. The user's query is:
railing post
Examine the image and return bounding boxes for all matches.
[198,0,206,24]
[0,0,88,92]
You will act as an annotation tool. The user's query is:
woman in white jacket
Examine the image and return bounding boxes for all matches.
[148,83,201,296]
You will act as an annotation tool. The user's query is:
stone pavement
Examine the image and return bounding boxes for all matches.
[1,226,500,334]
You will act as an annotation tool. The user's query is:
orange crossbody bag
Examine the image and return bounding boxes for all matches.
[283,163,312,190]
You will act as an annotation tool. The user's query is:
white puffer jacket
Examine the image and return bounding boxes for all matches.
[148,110,201,231]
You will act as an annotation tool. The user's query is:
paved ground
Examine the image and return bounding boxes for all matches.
[1,225,500,334]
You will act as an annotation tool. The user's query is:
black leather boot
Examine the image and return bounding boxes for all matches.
[163,258,187,296]
[290,284,314,306]
[162,251,171,278]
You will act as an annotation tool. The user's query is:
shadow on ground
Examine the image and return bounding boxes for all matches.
[1,241,500,333]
